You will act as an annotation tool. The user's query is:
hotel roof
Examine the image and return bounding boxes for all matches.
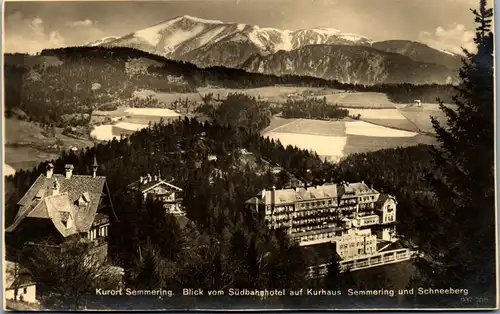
[246,182,379,205]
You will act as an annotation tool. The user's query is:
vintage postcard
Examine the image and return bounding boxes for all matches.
[2,0,498,310]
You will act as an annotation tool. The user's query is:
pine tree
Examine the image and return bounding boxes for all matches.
[324,255,342,290]
[414,0,495,296]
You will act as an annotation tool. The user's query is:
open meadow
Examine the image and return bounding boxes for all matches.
[399,104,450,133]
[322,92,395,107]
[8,88,447,173]
[133,90,203,103]
[4,118,94,173]
[262,116,435,162]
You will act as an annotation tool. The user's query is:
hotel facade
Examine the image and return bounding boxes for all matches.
[245,181,405,271]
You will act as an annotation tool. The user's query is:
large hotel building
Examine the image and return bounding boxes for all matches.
[245,181,408,272]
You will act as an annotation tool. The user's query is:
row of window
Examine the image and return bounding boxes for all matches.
[361,217,379,225]
[337,237,376,247]
[297,232,336,242]
[383,214,395,223]
[267,207,356,218]
[291,224,336,233]
[298,200,337,208]
[88,224,109,241]
[358,195,376,202]
[359,203,376,210]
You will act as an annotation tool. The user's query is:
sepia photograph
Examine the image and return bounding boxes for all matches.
[2,0,497,310]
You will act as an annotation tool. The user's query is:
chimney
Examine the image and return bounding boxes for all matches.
[154,175,158,181]
[64,164,74,179]
[92,155,99,178]
[52,178,60,195]
[271,185,276,206]
[46,163,54,179]
[157,170,161,181]
[139,176,144,184]
[147,173,152,182]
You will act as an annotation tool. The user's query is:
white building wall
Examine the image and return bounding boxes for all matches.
[6,285,37,303]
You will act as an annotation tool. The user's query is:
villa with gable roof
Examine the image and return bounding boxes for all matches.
[6,158,116,260]
[126,172,185,216]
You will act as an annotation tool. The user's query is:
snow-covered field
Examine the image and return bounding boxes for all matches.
[345,121,418,137]
[263,132,347,158]
[90,125,115,141]
[124,108,181,117]
[91,107,182,141]
[262,116,422,161]
[264,118,345,136]
[4,164,16,177]
[115,122,148,131]
[91,122,150,141]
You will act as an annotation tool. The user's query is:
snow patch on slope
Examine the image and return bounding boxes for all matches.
[338,33,370,42]
[274,30,293,51]
[195,27,227,47]
[163,25,206,52]
[135,21,179,46]
[312,27,341,36]
[248,28,266,49]
[88,36,119,46]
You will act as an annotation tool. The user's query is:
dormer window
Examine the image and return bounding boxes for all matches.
[60,211,73,228]
[77,192,91,207]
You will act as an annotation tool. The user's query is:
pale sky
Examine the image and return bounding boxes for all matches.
[3,0,491,54]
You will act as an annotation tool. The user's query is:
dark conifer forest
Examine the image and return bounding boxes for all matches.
[280,97,350,120]
[4,116,441,308]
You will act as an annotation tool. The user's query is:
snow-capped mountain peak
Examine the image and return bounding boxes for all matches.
[94,15,372,56]
[87,36,119,47]
[180,15,224,24]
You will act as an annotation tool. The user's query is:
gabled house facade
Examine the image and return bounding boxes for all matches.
[5,261,37,304]
[6,160,116,260]
[126,173,184,216]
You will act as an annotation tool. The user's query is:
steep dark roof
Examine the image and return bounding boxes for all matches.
[7,173,107,236]
[244,196,262,205]
[376,194,397,207]
[5,261,35,289]
[175,215,191,229]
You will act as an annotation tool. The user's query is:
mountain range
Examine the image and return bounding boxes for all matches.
[90,15,461,84]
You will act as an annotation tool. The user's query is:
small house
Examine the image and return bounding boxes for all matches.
[5,261,37,304]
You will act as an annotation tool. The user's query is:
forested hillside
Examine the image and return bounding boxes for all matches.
[5,47,455,127]
[5,116,441,308]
